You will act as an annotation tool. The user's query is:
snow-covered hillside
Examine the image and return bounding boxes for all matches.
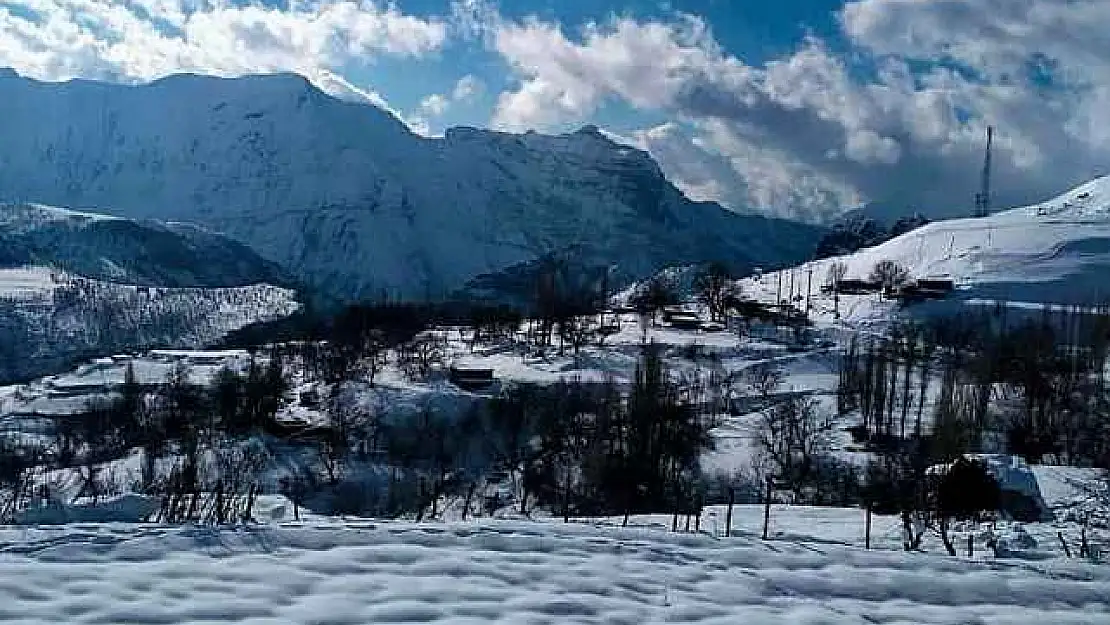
[0,202,301,382]
[742,176,1110,325]
[0,70,820,302]
[0,266,299,383]
[0,203,291,288]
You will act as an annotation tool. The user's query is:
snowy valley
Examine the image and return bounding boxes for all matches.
[0,294,1108,623]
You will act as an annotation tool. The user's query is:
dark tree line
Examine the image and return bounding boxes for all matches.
[834,306,1110,552]
[814,214,930,260]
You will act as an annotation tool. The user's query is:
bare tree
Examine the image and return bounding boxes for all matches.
[398,331,447,382]
[0,439,43,521]
[870,260,910,295]
[630,274,679,326]
[557,314,596,356]
[826,262,848,289]
[745,363,784,399]
[757,396,826,501]
[695,262,739,322]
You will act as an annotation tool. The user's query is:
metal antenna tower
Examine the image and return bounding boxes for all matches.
[974,125,993,217]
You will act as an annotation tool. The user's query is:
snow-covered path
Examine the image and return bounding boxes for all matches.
[0,520,1107,624]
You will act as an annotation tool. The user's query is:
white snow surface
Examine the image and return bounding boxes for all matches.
[0,519,1107,625]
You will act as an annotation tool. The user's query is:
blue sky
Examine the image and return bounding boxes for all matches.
[351,0,846,135]
[0,1,1107,223]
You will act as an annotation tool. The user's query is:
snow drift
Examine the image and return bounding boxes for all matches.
[0,520,1106,625]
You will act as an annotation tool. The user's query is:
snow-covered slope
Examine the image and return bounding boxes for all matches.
[0,71,821,302]
[743,176,1110,324]
[0,203,291,287]
[0,203,301,382]
[0,266,299,383]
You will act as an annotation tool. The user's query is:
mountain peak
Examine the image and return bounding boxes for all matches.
[0,72,821,302]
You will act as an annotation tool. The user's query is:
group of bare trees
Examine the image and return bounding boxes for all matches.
[841,307,1110,468]
[833,305,1110,551]
[838,324,935,447]
[0,351,294,525]
[335,343,717,523]
[864,452,1001,555]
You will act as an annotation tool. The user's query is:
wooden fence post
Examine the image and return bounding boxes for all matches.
[762,477,773,541]
[725,487,735,538]
[865,505,872,550]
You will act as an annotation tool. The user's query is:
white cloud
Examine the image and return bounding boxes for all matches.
[407,73,486,136]
[452,73,482,101]
[0,1,446,82]
[419,92,450,116]
[490,14,720,131]
[484,1,1110,222]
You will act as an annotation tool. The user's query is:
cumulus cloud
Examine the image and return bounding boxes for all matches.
[485,1,1110,222]
[407,74,486,136]
[452,73,483,101]
[0,0,446,114]
[419,92,450,116]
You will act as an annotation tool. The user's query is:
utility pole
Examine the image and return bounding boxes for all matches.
[974,125,993,217]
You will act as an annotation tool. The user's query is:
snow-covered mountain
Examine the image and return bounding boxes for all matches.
[741,176,1110,324]
[0,70,821,302]
[0,204,301,382]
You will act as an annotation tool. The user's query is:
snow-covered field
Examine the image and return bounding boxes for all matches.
[0,517,1107,625]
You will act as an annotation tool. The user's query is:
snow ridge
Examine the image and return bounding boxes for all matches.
[0,520,1105,625]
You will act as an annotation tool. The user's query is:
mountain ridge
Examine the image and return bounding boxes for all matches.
[0,69,821,302]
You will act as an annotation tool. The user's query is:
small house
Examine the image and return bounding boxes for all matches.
[449,366,496,392]
[667,314,702,330]
[835,278,882,295]
[661,306,702,327]
[915,277,955,293]
[892,277,955,303]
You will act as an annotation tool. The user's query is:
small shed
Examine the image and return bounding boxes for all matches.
[449,366,496,392]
